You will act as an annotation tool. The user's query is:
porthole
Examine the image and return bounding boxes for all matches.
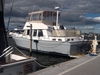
[67,39,70,41]
[71,39,74,41]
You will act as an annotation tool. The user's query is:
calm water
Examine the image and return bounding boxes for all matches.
[7,38,74,70]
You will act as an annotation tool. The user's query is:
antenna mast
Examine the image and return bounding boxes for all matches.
[55,7,60,29]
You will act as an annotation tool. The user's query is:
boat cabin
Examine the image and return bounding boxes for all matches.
[21,10,81,41]
[23,10,59,39]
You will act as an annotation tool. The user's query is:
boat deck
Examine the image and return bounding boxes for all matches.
[28,53,100,75]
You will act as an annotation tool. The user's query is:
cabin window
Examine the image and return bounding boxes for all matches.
[38,29,43,37]
[32,14,41,21]
[33,29,37,36]
[43,11,56,22]
[27,30,30,35]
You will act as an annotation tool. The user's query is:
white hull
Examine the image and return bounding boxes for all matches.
[0,54,36,75]
[12,35,89,56]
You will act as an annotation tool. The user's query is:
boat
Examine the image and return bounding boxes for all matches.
[8,28,24,38]
[0,0,36,75]
[11,7,90,57]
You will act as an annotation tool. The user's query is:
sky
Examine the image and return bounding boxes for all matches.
[4,0,100,33]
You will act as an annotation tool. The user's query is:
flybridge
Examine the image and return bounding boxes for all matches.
[23,10,59,30]
[27,10,58,26]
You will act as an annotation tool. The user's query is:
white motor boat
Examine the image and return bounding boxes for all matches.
[11,8,90,57]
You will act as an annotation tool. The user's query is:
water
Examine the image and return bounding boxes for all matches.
[7,38,74,70]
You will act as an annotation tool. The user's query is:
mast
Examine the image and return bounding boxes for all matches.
[0,0,8,63]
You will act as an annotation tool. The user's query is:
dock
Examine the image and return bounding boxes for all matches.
[29,53,100,75]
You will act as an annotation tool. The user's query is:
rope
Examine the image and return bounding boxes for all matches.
[15,47,49,68]
[34,60,49,68]
[14,47,29,57]
[7,0,14,32]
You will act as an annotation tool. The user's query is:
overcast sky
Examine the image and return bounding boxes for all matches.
[4,0,100,32]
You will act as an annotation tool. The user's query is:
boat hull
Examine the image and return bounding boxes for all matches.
[0,54,36,75]
[12,36,90,56]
